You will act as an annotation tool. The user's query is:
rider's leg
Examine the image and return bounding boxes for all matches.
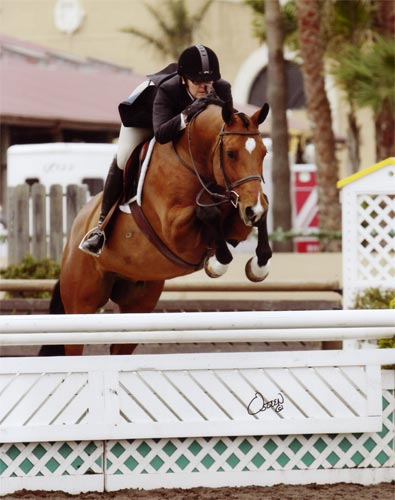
[79,126,152,256]
[79,157,123,255]
[117,125,152,171]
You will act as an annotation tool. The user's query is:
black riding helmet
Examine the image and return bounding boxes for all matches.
[178,45,221,82]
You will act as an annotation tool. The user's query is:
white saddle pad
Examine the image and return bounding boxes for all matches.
[119,137,156,213]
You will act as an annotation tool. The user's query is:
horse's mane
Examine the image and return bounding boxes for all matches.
[197,95,250,129]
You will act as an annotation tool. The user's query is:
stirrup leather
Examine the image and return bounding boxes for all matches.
[78,227,106,257]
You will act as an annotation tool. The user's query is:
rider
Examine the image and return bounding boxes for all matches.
[80,44,233,256]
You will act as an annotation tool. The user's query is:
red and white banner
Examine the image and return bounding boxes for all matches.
[291,164,320,253]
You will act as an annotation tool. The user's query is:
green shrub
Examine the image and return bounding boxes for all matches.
[354,288,395,354]
[354,287,395,311]
[0,254,60,298]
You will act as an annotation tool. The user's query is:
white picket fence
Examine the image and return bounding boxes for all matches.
[0,310,394,494]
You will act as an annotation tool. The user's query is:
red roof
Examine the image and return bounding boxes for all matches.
[0,34,145,129]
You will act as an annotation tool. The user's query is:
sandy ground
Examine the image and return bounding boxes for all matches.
[2,483,394,500]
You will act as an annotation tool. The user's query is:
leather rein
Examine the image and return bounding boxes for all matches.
[173,116,264,209]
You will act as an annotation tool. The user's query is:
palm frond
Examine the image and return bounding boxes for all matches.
[122,0,212,59]
[330,36,395,112]
[321,0,376,55]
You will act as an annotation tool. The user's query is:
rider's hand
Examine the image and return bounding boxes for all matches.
[184,98,208,123]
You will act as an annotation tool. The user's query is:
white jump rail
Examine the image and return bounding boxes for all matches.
[0,309,394,346]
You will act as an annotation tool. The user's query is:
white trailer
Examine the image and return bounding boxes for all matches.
[6,142,117,196]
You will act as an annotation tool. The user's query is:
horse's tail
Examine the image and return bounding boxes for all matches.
[39,280,65,356]
[49,279,65,314]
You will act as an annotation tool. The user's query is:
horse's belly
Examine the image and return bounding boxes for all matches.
[99,219,204,280]
[101,247,201,281]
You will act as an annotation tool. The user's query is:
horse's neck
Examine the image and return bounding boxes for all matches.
[182,111,222,171]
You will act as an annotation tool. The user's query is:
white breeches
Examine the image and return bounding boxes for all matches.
[116,125,152,170]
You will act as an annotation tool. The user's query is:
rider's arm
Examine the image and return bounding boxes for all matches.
[153,84,190,144]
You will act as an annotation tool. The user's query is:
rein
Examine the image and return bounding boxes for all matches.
[174,117,264,209]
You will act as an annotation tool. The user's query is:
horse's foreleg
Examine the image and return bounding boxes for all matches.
[245,214,272,282]
[196,205,233,278]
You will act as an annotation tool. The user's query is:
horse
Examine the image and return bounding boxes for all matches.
[41,100,272,356]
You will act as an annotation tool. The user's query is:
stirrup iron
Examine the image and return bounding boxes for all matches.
[78,227,106,257]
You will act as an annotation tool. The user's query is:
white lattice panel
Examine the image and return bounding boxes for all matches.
[0,351,382,443]
[0,441,103,477]
[340,159,395,308]
[356,194,395,283]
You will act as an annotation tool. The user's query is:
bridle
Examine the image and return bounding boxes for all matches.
[173,114,264,209]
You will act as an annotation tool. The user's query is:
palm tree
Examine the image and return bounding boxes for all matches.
[331,37,395,161]
[245,0,293,251]
[122,0,213,60]
[322,0,395,170]
[373,0,395,160]
[245,0,298,49]
[264,0,292,252]
[375,0,395,37]
[321,0,375,174]
[295,0,341,252]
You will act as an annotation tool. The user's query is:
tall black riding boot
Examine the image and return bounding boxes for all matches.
[79,158,124,256]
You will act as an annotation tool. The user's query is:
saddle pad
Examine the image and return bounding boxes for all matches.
[120,137,156,212]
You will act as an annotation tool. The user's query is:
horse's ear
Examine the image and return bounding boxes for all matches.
[222,100,234,124]
[252,102,270,125]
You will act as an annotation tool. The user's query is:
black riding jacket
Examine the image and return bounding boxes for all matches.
[152,74,232,144]
[118,65,232,145]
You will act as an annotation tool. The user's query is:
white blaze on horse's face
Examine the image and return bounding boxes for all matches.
[245,138,256,154]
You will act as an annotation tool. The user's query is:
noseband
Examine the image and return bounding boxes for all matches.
[173,119,264,209]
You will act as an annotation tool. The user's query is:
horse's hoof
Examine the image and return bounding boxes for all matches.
[204,256,228,278]
[245,256,270,282]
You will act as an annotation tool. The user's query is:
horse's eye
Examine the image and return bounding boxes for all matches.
[227,150,237,159]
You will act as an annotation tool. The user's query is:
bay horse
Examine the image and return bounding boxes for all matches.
[41,100,272,356]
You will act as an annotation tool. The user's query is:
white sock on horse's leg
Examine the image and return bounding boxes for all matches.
[205,255,229,278]
[246,256,270,282]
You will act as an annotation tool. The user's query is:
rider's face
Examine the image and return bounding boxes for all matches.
[186,79,214,99]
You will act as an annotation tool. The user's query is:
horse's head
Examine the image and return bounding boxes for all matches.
[207,102,270,227]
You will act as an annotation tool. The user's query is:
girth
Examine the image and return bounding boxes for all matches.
[129,200,206,271]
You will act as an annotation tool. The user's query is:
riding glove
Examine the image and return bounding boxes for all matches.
[184,98,209,123]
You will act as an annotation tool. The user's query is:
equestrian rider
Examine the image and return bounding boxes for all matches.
[80,44,233,256]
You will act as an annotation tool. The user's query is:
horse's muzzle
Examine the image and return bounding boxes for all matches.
[243,205,265,226]
[241,193,268,226]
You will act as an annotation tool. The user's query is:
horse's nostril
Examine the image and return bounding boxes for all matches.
[245,206,254,220]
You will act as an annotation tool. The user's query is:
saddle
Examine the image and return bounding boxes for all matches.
[98,140,151,238]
